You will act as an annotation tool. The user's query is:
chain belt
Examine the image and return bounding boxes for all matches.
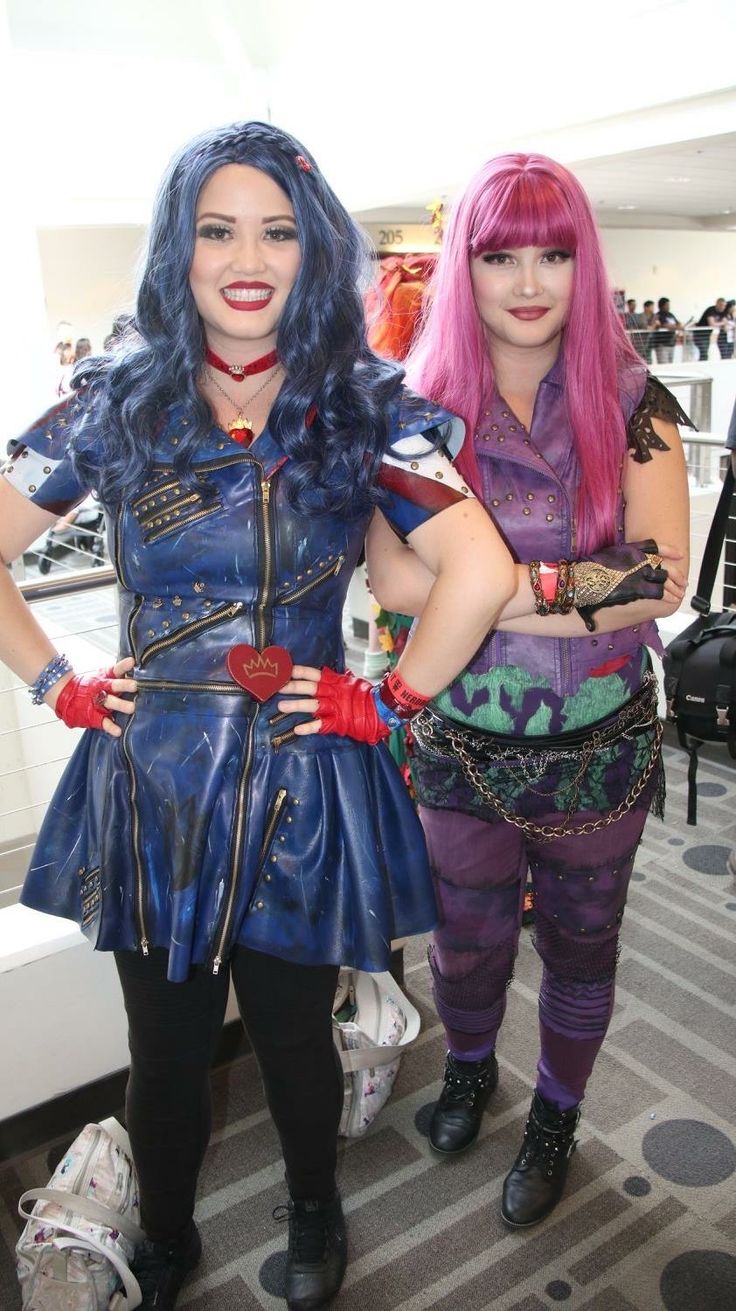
[412,673,663,841]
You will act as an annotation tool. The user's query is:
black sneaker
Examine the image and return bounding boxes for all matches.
[275,1194,348,1310]
[429,1052,498,1154]
[131,1219,202,1309]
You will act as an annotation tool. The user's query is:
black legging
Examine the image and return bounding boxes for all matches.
[115,945,342,1243]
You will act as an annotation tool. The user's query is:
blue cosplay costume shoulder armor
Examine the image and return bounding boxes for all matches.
[5,388,470,981]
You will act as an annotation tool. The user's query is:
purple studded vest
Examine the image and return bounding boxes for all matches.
[435,358,661,737]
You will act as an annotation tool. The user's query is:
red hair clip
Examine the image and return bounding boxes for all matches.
[295,155,313,172]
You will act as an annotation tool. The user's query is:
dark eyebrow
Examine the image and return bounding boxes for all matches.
[195,211,296,223]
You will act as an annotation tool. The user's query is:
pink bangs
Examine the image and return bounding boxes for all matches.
[468,164,579,258]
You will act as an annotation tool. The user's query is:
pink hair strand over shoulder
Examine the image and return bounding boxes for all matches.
[406,153,641,553]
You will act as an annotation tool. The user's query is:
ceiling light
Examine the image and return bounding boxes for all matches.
[665,176,691,183]
[617,205,637,210]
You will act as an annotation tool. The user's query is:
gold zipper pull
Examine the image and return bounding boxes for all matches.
[262,480,271,505]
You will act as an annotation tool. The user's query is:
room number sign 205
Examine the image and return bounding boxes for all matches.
[378,229,404,246]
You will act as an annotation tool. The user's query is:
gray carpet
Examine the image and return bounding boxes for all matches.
[1,733,735,1310]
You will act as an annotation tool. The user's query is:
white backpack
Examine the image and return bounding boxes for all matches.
[16,1116,144,1310]
[333,969,420,1137]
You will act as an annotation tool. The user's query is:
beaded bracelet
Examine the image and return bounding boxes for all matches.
[529,560,577,616]
[529,561,551,616]
[29,653,72,705]
[555,560,577,615]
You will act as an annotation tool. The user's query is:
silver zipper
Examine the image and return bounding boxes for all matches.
[122,716,149,956]
[131,477,182,512]
[138,678,245,694]
[126,594,144,664]
[278,555,345,606]
[138,600,244,667]
[145,502,221,544]
[257,479,272,648]
[114,502,128,588]
[212,470,275,973]
[271,728,298,751]
[256,788,288,867]
[212,713,257,975]
[137,489,201,522]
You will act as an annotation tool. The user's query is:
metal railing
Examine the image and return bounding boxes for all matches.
[2,521,119,909]
[624,325,735,367]
[681,430,727,489]
[655,371,712,436]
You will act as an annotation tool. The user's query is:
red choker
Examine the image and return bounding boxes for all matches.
[205,347,279,382]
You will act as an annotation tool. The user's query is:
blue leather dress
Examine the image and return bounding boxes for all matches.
[6,389,470,981]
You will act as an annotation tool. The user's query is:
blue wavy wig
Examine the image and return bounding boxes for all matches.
[72,121,403,516]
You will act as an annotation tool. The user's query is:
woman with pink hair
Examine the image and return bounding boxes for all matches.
[366,153,691,1227]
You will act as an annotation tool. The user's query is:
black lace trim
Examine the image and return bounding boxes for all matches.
[626,374,696,463]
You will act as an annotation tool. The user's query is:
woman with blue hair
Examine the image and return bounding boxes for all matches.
[0,122,515,1309]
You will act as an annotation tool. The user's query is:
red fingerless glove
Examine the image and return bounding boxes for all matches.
[54,668,117,731]
[315,668,390,745]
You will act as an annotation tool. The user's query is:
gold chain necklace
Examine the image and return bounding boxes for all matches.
[207,363,282,445]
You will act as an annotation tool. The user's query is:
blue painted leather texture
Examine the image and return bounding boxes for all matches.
[21,399,446,980]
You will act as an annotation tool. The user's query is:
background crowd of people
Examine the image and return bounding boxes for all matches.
[623,294,735,362]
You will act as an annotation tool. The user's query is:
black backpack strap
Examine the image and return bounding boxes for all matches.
[692,465,735,614]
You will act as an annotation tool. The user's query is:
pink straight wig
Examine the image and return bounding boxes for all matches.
[406,154,641,552]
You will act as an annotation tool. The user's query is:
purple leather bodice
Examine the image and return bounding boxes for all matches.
[435,358,660,736]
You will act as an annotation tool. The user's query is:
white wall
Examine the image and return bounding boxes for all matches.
[0,914,130,1120]
[37,226,145,355]
[0,907,241,1120]
[601,227,736,324]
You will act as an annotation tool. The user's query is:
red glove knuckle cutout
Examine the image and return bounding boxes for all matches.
[55,672,117,731]
[314,668,388,746]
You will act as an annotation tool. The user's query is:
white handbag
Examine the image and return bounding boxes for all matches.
[332,969,420,1137]
[16,1116,144,1310]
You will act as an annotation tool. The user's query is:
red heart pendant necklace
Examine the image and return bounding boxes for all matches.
[205,351,283,446]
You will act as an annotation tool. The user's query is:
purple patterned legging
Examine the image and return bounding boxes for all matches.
[419,797,651,1110]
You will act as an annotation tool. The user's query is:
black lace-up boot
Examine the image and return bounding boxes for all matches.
[277,1194,347,1310]
[501,1090,580,1227]
[131,1219,202,1309]
[428,1051,498,1154]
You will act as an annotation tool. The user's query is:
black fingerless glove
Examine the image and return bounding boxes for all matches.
[575,539,667,632]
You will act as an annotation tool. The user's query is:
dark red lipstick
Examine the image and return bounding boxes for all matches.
[220,281,275,312]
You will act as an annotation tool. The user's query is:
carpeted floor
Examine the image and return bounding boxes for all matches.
[1,731,734,1310]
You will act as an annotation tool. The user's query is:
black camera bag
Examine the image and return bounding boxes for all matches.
[663,465,736,823]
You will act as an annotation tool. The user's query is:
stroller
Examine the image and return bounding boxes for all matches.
[32,496,107,575]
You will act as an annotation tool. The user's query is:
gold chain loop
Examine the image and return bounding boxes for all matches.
[413,675,662,842]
